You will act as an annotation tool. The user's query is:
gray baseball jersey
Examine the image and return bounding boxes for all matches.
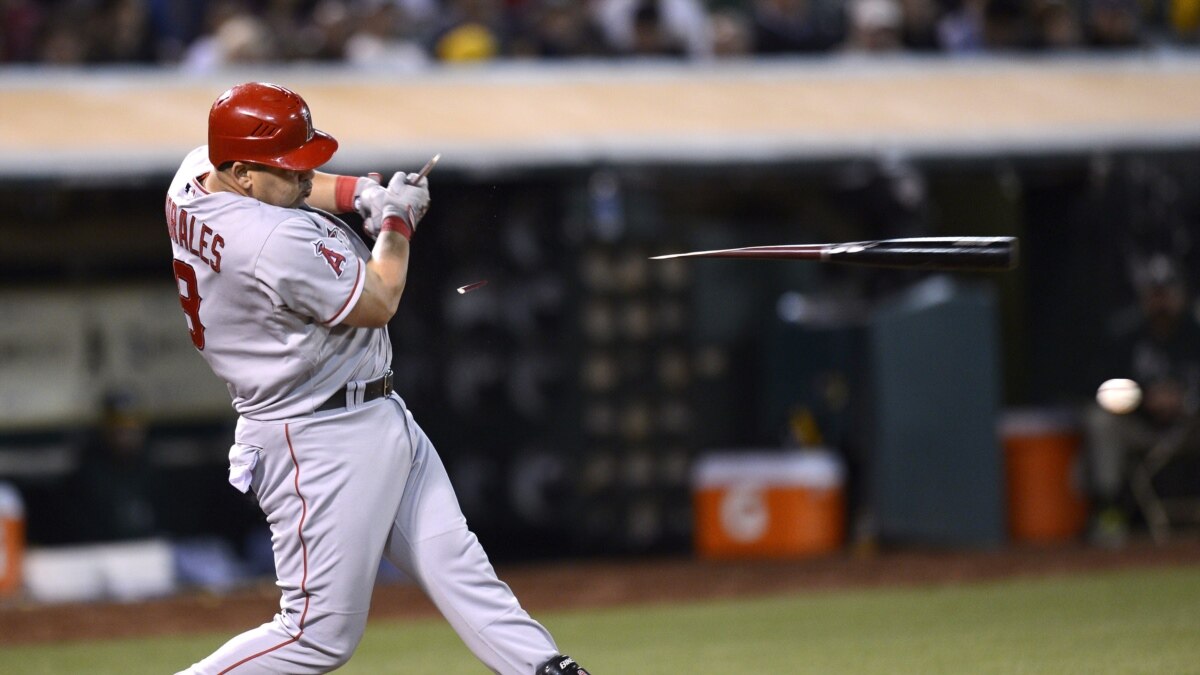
[167,147,560,674]
[166,146,387,420]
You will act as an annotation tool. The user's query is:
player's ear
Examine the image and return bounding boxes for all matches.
[228,161,254,190]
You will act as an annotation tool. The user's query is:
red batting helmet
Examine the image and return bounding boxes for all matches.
[208,82,338,171]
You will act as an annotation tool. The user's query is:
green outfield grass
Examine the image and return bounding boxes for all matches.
[3,566,1199,674]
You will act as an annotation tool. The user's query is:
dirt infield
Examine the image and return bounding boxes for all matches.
[3,537,1199,646]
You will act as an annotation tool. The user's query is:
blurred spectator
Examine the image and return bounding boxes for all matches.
[937,0,986,53]
[628,0,689,56]
[1084,0,1143,47]
[982,0,1033,49]
[306,0,361,61]
[751,0,844,54]
[399,0,439,24]
[2,0,1198,66]
[1083,253,1200,546]
[261,0,320,61]
[595,0,714,58]
[96,0,157,63]
[182,2,278,71]
[1,0,45,62]
[1031,0,1083,49]
[710,7,756,56]
[38,0,97,64]
[510,0,612,58]
[143,0,209,63]
[344,0,430,69]
[899,0,941,50]
[844,0,905,52]
[66,389,160,543]
[432,0,508,62]
[1171,0,1200,42]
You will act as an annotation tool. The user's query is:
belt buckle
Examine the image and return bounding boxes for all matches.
[382,369,393,396]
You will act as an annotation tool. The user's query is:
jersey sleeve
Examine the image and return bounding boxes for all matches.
[256,215,367,326]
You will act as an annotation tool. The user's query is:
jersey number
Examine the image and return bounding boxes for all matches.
[172,259,206,350]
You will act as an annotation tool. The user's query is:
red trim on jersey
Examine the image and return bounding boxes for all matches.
[286,423,313,628]
[193,173,211,195]
[217,424,311,674]
[323,261,364,325]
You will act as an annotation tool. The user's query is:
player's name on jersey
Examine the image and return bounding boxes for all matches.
[165,196,224,273]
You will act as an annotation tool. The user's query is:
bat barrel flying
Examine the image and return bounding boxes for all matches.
[650,237,1018,271]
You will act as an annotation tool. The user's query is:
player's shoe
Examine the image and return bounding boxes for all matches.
[536,654,590,674]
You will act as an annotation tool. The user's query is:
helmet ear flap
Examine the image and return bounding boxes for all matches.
[208,82,337,171]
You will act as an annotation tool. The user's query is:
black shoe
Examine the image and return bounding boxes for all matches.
[537,654,590,675]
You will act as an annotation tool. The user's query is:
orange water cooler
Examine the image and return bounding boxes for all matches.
[0,481,24,598]
[693,450,845,559]
[1001,410,1089,543]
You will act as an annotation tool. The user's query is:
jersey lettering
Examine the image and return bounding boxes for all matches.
[199,223,225,272]
[172,259,206,350]
[313,240,347,277]
[165,196,224,273]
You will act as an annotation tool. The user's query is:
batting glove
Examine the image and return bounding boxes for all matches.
[359,172,430,241]
[334,173,382,214]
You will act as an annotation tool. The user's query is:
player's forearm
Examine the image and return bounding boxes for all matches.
[305,172,345,212]
[342,232,409,327]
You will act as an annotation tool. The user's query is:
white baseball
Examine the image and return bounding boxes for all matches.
[1096,378,1142,415]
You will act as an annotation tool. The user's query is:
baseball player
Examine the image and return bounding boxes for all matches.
[166,82,590,675]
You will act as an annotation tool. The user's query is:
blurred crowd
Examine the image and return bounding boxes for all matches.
[1,0,1198,69]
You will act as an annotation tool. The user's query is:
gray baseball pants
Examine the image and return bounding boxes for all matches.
[178,394,558,674]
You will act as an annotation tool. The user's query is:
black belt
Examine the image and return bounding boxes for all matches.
[315,370,393,412]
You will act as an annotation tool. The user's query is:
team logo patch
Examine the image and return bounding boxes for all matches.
[312,239,347,277]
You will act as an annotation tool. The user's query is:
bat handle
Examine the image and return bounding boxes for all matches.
[407,153,440,185]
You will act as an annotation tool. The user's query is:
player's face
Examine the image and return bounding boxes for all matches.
[247,164,315,208]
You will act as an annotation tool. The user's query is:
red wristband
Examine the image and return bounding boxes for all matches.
[381,214,414,241]
[334,175,359,213]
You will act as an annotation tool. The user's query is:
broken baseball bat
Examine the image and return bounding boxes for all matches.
[650,237,1017,271]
